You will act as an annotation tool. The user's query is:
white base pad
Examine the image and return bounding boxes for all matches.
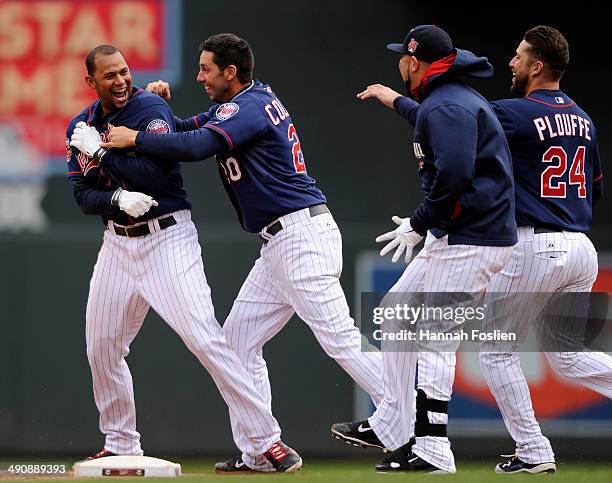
[73,456,181,478]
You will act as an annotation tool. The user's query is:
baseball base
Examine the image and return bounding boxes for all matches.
[73,456,181,478]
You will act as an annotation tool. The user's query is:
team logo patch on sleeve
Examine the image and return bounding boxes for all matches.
[216,102,240,121]
[146,119,171,133]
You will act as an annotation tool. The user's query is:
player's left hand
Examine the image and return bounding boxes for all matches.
[101,126,139,149]
[357,84,402,109]
[376,216,423,263]
[146,80,172,100]
[70,121,104,158]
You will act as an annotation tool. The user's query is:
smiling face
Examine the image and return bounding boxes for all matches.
[509,40,536,97]
[86,52,132,114]
[197,50,233,103]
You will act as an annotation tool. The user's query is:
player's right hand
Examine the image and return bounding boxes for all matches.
[357,84,402,109]
[376,216,424,263]
[146,80,172,100]
[118,189,159,218]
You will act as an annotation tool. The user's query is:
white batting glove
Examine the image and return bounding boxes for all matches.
[70,121,107,160]
[112,188,158,218]
[376,216,424,263]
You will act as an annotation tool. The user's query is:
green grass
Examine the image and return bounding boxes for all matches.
[2,459,612,482]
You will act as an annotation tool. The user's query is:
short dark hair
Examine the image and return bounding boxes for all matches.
[199,33,254,83]
[86,45,121,76]
[523,25,569,81]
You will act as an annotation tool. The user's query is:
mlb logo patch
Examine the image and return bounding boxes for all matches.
[216,102,240,121]
[407,38,419,53]
[555,96,565,104]
[146,119,171,134]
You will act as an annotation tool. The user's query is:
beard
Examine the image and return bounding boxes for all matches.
[510,72,529,97]
[404,78,415,98]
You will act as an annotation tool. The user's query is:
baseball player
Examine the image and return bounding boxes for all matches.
[67,45,302,473]
[479,25,611,474]
[96,33,385,473]
[329,25,518,474]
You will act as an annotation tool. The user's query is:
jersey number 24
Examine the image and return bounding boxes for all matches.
[541,145,586,198]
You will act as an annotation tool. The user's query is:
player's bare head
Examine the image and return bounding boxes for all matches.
[86,45,119,76]
[510,26,569,96]
[524,26,569,81]
[197,34,254,103]
[85,45,132,115]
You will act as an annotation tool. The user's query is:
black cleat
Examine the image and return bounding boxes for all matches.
[214,455,257,474]
[495,455,556,474]
[263,441,303,473]
[375,440,448,474]
[331,419,386,450]
[82,449,116,462]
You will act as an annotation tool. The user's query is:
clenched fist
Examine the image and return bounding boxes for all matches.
[146,80,172,100]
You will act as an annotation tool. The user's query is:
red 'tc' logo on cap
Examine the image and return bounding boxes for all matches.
[407,38,419,53]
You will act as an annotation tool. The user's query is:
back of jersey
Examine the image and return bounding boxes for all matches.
[491,89,602,232]
[204,81,325,232]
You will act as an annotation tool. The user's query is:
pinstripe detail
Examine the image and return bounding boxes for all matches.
[368,233,514,473]
[480,228,612,465]
[223,208,384,471]
[85,210,282,457]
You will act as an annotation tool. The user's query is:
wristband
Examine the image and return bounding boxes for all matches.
[111,188,123,207]
[93,147,108,162]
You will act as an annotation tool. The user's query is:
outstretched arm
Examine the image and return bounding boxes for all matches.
[357,84,419,125]
[101,125,226,162]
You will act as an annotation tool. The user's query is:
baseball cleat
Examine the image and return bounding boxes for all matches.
[82,449,117,462]
[263,441,302,473]
[375,441,448,474]
[495,455,556,474]
[214,455,258,474]
[331,419,386,450]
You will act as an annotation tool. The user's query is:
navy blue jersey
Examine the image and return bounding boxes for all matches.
[395,50,517,246]
[66,87,190,225]
[490,90,603,232]
[136,81,326,232]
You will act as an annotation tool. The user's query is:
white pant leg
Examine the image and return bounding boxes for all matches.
[544,234,612,397]
[480,230,609,464]
[479,249,555,464]
[265,212,384,405]
[412,236,513,473]
[223,257,294,472]
[136,213,281,457]
[86,232,149,456]
[368,249,427,450]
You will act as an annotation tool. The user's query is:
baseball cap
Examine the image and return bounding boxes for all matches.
[387,25,454,63]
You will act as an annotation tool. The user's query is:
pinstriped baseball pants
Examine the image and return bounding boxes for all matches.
[85,210,281,457]
[223,207,384,471]
[368,232,514,473]
[479,227,612,464]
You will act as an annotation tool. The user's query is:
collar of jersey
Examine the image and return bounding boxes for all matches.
[230,80,255,101]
